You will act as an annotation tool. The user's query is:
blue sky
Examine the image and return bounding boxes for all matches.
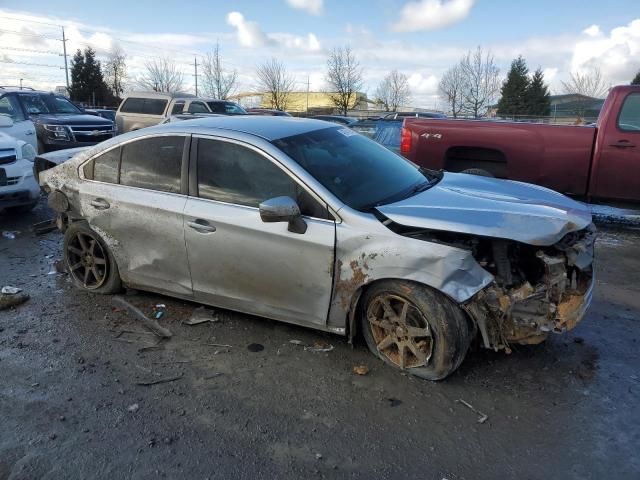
[1,0,639,107]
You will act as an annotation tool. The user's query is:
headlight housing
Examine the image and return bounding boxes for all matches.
[21,143,36,162]
[43,124,70,140]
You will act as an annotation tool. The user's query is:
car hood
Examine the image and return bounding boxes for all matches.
[376,172,593,246]
[36,146,91,166]
[32,114,113,126]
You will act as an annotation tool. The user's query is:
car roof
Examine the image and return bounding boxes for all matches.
[146,115,334,141]
[123,91,196,99]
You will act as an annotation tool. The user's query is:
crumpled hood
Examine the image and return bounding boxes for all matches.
[376,172,593,246]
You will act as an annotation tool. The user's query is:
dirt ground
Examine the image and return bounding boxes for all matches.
[1,200,639,480]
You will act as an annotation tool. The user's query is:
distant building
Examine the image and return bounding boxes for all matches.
[229,91,369,114]
[488,93,605,124]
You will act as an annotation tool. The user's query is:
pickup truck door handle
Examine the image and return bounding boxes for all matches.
[610,140,636,148]
[187,219,216,233]
[90,198,110,210]
[25,130,35,136]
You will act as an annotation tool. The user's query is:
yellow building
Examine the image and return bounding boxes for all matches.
[229,91,369,114]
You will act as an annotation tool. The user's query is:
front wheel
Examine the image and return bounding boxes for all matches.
[360,280,472,381]
[63,222,122,294]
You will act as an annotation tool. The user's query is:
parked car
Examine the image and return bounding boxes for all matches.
[38,116,595,380]
[247,108,291,116]
[0,87,115,153]
[384,111,447,120]
[400,84,640,203]
[116,92,246,133]
[351,119,402,154]
[161,113,224,124]
[0,128,39,212]
[85,108,116,123]
[310,115,357,126]
[0,89,37,150]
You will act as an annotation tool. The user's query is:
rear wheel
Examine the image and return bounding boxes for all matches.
[63,222,121,294]
[361,280,471,380]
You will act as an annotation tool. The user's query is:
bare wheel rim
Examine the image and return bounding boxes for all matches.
[367,293,433,369]
[66,231,108,289]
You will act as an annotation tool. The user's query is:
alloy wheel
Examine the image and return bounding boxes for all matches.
[367,294,433,369]
[66,231,108,289]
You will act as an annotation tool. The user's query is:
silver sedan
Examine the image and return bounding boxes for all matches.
[39,116,595,380]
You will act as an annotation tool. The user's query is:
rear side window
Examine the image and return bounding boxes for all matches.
[120,136,184,193]
[171,102,185,114]
[618,93,640,131]
[119,98,168,115]
[83,147,120,184]
[188,102,209,113]
[196,138,330,218]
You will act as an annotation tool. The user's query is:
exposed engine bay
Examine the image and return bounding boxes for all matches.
[387,220,596,351]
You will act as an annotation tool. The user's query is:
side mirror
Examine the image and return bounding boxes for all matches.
[0,115,14,128]
[259,196,307,234]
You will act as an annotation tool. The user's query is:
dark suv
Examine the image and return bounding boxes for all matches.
[0,89,116,153]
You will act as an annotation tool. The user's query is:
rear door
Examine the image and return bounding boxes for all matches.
[592,92,640,201]
[183,136,336,327]
[78,134,192,296]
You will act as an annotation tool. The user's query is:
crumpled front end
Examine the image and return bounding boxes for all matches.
[464,224,596,350]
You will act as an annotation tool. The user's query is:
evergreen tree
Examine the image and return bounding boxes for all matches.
[497,56,529,117]
[632,71,640,85]
[526,68,551,116]
[69,48,111,106]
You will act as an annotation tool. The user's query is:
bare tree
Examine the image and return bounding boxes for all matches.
[459,46,500,118]
[438,64,465,118]
[561,67,610,121]
[255,58,295,111]
[375,70,410,112]
[325,46,363,115]
[201,43,238,100]
[137,57,185,93]
[104,44,127,99]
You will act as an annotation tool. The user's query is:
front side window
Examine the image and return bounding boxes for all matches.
[188,102,209,113]
[0,95,26,121]
[120,136,184,193]
[197,138,329,218]
[618,93,640,131]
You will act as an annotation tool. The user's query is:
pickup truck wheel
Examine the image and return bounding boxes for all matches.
[63,222,122,294]
[462,168,494,177]
[360,280,471,381]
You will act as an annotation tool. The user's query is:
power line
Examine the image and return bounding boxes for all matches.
[0,59,62,69]
[0,28,60,41]
[0,15,62,28]
[0,46,60,55]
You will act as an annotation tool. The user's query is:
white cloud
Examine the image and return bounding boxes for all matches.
[226,10,321,51]
[391,0,475,33]
[583,25,602,37]
[286,0,323,15]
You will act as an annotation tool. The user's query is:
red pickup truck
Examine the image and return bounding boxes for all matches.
[400,85,640,202]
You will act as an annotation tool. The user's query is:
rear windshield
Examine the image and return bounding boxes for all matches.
[120,98,168,115]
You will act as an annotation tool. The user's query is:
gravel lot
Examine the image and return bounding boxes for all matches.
[1,200,639,479]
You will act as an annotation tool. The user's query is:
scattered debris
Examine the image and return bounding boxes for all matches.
[1,286,21,295]
[457,399,488,424]
[127,403,139,413]
[136,374,183,386]
[247,343,264,352]
[0,287,30,310]
[353,365,369,376]
[2,231,18,240]
[387,398,402,407]
[112,296,172,338]
[183,306,219,325]
[305,341,334,353]
[315,453,323,460]
[32,219,57,236]
[207,343,232,348]
[574,337,585,344]
[289,339,304,345]
[54,259,67,274]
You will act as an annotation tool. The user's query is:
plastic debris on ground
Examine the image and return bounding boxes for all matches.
[352,365,369,376]
[305,341,334,353]
[183,306,219,326]
[0,286,30,310]
[2,231,18,240]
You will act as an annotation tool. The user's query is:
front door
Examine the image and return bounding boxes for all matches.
[592,92,640,201]
[184,137,336,327]
[78,135,193,297]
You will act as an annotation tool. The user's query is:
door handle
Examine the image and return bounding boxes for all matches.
[25,130,35,136]
[187,219,216,233]
[90,198,110,210]
[610,140,636,148]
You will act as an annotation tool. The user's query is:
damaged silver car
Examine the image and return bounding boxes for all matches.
[38,116,595,380]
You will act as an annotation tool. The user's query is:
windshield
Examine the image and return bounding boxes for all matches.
[207,101,247,115]
[273,127,439,210]
[18,94,82,115]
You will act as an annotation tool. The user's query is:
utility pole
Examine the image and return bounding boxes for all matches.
[61,27,69,93]
[306,75,310,113]
[194,56,198,96]
[19,78,23,90]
